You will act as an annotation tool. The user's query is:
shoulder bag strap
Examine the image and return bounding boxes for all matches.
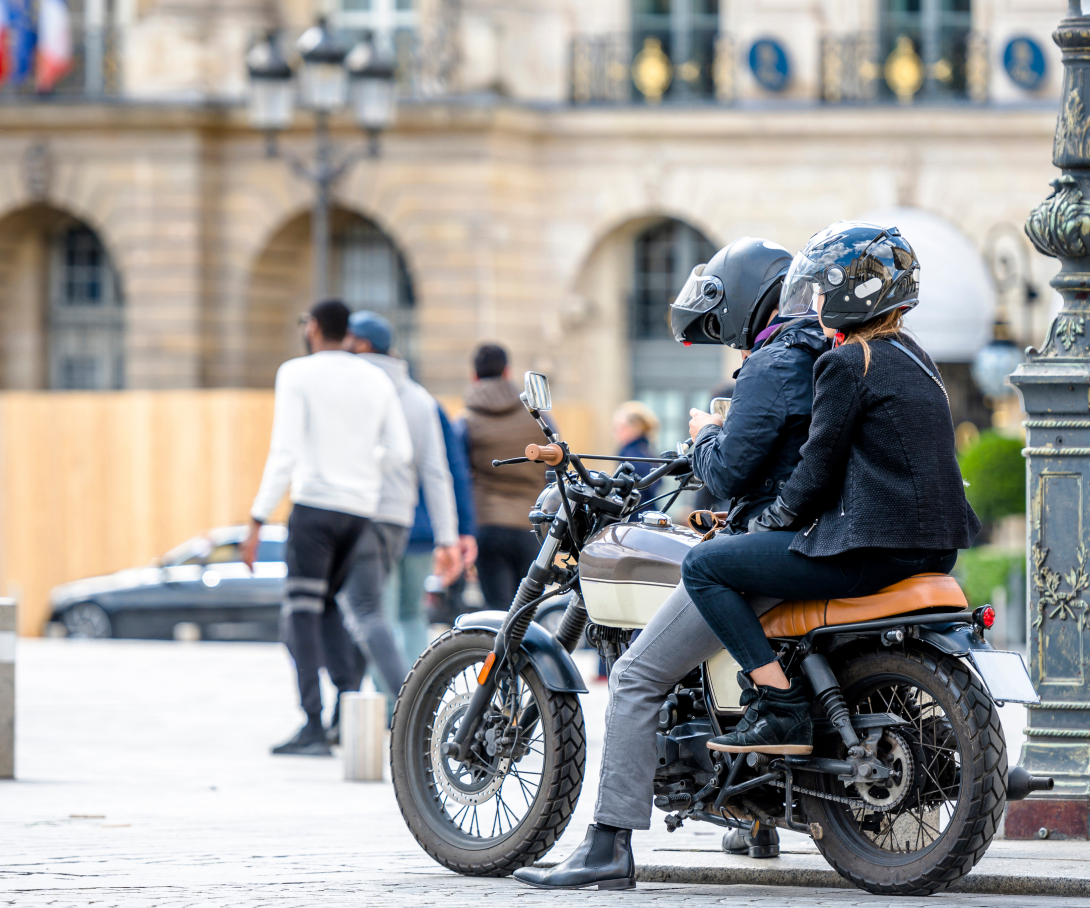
[884,338,950,406]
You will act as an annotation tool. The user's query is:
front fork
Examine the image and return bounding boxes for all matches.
[443,516,569,761]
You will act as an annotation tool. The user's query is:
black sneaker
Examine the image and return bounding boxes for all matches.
[707,677,812,755]
[722,825,780,858]
[271,723,333,756]
[327,700,342,745]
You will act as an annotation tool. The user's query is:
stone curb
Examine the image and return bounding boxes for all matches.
[635,862,1090,897]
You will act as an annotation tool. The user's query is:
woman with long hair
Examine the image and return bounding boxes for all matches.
[681,221,981,755]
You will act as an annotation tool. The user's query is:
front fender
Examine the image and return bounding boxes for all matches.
[454,610,589,694]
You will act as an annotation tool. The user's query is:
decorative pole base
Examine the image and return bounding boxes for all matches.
[1007,799,1088,839]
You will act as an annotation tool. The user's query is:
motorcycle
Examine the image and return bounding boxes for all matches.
[391,371,1051,895]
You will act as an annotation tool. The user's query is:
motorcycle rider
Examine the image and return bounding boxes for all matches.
[512,236,830,890]
[682,221,980,756]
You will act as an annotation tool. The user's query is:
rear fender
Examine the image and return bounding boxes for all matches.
[454,610,589,694]
[914,622,993,658]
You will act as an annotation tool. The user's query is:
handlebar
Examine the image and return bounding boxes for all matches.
[525,443,564,466]
[636,455,691,490]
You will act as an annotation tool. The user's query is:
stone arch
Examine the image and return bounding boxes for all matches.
[0,203,125,390]
[563,213,728,454]
[233,205,416,388]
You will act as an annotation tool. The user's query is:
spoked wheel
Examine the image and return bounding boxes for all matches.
[801,649,1007,896]
[391,628,586,875]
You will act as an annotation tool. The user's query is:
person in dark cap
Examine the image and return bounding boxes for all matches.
[242,299,412,756]
[337,311,466,722]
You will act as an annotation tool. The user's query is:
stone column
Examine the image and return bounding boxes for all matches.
[0,598,14,779]
[1007,1,1090,842]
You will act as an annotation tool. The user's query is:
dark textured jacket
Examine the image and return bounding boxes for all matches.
[780,334,981,557]
[692,318,829,522]
[461,377,548,529]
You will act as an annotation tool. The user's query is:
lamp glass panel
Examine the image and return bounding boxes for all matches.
[300,62,348,110]
[249,79,294,130]
[351,77,396,129]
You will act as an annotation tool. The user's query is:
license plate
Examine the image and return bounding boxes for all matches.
[969,650,1039,704]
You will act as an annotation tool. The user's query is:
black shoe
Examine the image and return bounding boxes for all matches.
[707,677,812,755]
[722,826,780,858]
[327,700,342,745]
[271,722,333,756]
[512,824,635,890]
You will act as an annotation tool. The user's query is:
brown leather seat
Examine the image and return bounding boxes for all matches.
[759,573,967,638]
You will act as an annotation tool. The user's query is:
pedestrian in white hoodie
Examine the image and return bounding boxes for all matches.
[341,312,468,693]
[242,300,412,756]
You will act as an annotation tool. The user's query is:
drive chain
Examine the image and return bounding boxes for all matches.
[769,779,895,812]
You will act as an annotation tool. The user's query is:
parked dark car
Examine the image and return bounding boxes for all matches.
[49,525,287,641]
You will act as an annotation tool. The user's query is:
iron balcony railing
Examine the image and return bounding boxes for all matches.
[0,24,122,99]
[821,31,989,105]
[570,32,735,105]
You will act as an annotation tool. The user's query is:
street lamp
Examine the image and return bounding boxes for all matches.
[246,23,399,301]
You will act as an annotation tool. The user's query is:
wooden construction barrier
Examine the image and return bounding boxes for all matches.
[0,391,593,636]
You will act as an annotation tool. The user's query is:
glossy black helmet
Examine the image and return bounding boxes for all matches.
[669,237,793,350]
[780,221,920,331]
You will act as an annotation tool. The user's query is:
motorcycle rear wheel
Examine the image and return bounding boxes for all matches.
[391,628,586,876]
[801,648,1007,896]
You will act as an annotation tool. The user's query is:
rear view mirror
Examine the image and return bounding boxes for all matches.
[523,372,552,412]
[711,397,731,420]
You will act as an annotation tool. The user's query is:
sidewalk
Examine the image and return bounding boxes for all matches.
[2,638,1086,905]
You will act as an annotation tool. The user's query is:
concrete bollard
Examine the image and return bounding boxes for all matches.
[0,598,15,779]
[341,691,386,782]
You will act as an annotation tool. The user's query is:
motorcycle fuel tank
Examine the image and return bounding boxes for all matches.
[580,522,701,628]
[580,520,745,713]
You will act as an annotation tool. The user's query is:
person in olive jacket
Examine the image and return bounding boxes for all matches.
[459,344,548,611]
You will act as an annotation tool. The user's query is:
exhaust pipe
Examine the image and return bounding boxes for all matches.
[1007,766,1055,801]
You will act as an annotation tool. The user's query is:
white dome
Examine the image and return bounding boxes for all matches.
[857,207,996,362]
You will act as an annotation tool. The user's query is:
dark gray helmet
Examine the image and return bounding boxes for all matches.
[780,221,920,331]
[670,237,793,349]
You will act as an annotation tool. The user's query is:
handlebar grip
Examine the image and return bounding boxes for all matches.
[526,443,564,466]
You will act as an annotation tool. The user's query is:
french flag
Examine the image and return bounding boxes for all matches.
[36,0,70,92]
[0,0,9,86]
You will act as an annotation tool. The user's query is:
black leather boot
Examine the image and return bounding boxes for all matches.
[722,825,780,858]
[512,824,635,890]
[707,676,813,755]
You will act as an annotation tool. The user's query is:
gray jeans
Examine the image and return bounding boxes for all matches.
[593,582,724,830]
[336,521,411,699]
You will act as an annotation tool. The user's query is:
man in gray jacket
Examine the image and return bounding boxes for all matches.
[336,311,461,730]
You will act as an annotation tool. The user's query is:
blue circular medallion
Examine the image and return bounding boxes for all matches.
[748,39,790,92]
[1003,35,1047,91]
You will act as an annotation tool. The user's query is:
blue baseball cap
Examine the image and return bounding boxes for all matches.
[347,310,393,354]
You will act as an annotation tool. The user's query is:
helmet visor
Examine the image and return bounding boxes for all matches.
[779,253,828,317]
[672,264,719,314]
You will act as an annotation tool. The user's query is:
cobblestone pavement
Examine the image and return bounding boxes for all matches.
[1,639,1084,908]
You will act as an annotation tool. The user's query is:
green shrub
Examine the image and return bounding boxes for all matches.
[957,430,1025,526]
[954,546,1025,609]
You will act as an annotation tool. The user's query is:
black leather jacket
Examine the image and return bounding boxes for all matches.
[691,318,829,525]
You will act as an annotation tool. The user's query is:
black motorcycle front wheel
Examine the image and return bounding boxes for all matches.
[391,628,586,876]
[801,648,1007,896]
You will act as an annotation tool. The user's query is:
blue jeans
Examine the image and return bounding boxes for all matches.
[681,531,957,673]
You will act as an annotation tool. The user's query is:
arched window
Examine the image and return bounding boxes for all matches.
[334,219,417,367]
[48,223,124,390]
[630,218,719,450]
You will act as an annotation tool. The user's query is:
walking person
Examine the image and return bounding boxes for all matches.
[336,311,462,707]
[460,344,548,611]
[242,299,412,756]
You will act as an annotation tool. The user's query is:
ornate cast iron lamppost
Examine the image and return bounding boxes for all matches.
[246,21,398,301]
[1008,0,1090,841]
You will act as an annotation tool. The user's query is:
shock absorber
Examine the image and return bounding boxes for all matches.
[801,653,861,753]
[554,592,589,653]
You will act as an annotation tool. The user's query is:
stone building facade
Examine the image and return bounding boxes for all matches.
[0,0,1069,451]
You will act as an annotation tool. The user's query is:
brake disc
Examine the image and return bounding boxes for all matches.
[855,729,914,811]
[430,692,511,807]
